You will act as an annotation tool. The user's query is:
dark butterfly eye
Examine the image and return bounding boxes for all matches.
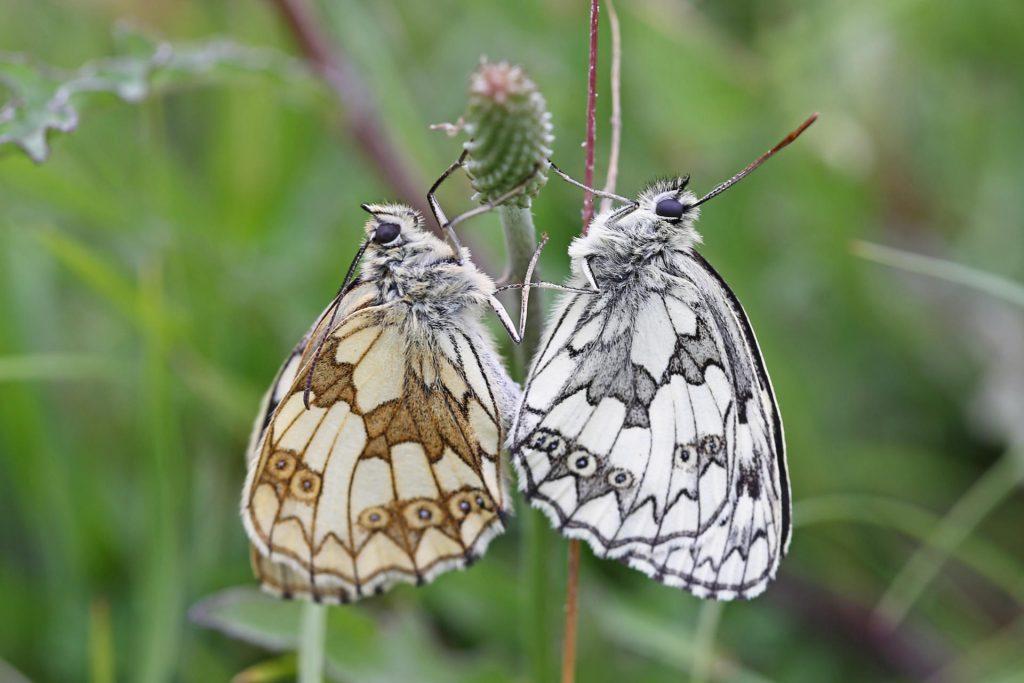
[372,222,401,244]
[655,197,686,219]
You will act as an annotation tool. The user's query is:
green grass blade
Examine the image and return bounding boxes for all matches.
[852,240,1024,309]
[873,445,1024,625]
[795,494,1024,604]
[32,229,142,324]
[934,614,1024,683]
[135,258,185,682]
[0,353,121,382]
[590,595,774,683]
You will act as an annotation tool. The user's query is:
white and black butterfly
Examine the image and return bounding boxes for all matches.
[511,116,815,600]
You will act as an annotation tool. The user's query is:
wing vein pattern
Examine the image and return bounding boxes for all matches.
[512,251,789,600]
[243,285,516,603]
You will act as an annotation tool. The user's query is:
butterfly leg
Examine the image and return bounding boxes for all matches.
[488,232,548,344]
[428,149,470,254]
[427,151,543,258]
[579,256,601,292]
[488,296,522,344]
[444,166,541,232]
[494,250,600,295]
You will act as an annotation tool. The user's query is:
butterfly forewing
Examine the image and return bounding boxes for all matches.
[243,326,319,600]
[243,283,513,603]
[512,251,788,600]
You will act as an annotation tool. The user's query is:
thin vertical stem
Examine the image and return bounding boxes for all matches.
[690,601,724,683]
[562,2,601,682]
[561,540,583,683]
[499,205,543,373]
[137,258,183,683]
[298,602,327,683]
[599,0,622,214]
[499,203,555,681]
[580,0,601,233]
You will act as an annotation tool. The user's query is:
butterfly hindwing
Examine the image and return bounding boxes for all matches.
[512,252,789,600]
[243,286,513,603]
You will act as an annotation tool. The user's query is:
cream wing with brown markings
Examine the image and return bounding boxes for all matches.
[242,204,520,603]
[243,324,311,599]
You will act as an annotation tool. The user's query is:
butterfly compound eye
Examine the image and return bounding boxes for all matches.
[372,222,401,245]
[655,197,686,219]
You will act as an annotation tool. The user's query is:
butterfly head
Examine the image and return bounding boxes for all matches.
[588,176,702,254]
[634,176,699,228]
[360,203,430,251]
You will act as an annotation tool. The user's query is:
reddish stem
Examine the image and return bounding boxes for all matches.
[580,0,601,234]
[561,540,582,683]
[268,0,432,224]
[562,4,601,683]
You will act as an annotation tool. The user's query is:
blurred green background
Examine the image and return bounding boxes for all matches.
[2,1,1023,681]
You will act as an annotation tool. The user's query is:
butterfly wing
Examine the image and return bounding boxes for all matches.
[511,252,789,600]
[242,283,378,601]
[244,328,314,600]
[242,289,515,603]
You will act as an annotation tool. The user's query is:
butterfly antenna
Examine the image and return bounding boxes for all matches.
[303,237,370,409]
[548,161,635,206]
[692,113,818,208]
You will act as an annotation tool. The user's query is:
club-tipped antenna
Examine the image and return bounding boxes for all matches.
[692,113,818,208]
[303,236,371,409]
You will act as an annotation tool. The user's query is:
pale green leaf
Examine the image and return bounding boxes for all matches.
[190,588,515,683]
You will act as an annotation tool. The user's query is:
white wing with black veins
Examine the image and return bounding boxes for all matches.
[511,252,789,600]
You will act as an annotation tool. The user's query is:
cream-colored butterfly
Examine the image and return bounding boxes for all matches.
[241,162,554,603]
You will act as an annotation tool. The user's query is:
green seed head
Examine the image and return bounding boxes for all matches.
[463,60,554,208]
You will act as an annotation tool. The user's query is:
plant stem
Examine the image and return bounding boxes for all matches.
[580,0,601,233]
[690,601,723,683]
[88,598,115,683]
[497,203,555,681]
[137,258,183,683]
[599,0,622,214]
[298,602,327,683]
[500,205,542,369]
[562,4,602,682]
[522,503,555,681]
[561,540,582,683]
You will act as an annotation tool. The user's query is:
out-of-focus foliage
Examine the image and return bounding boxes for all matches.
[1,1,1022,682]
[0,25,309,163]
